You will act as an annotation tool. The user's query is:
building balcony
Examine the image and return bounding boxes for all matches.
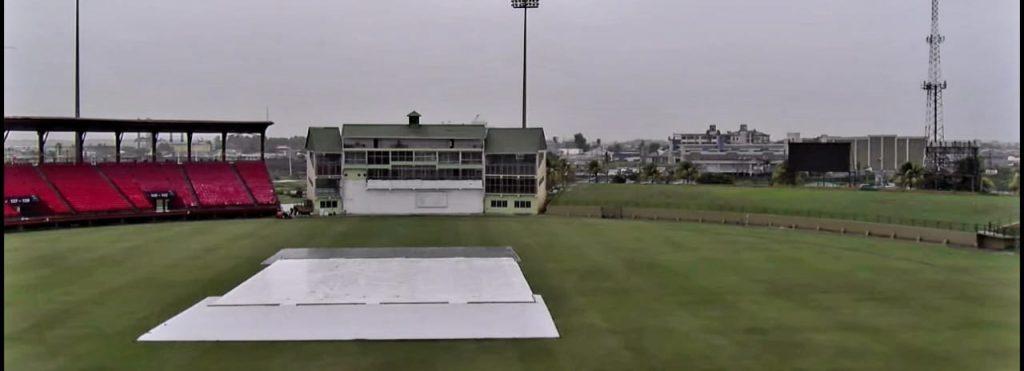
[315,188,341,198]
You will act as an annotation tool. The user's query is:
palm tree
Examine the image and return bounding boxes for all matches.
[896,162,925,190]
[772,161,799,186]
[673,161,699,184]
[640,163,660,183]
[547,157,575,190]
[980,177,996,193]
[586,160,603,183]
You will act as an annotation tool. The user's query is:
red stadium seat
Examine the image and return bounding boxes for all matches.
[99,163,200,209]
[157,163,200,208]
[185,162,254,207]
[4,161,276,226]
[234,161,278,205]
[4,203,20,218]
[98,164,153,209]
[3,165,73,215]
[40,164,134,213]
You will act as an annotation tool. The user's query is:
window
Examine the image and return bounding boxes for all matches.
[315,178,339,188]
[460,151,482,164]
[490,200,508,208]
[414,151,437,162]
[485,154,535,175]
[367,166,439,180]
[460,169,482,180]
[514,200,532,209]
[319,200,338,208]
[391,151,413,162]
[437,168,457,180]
[367,151,390,165]
[314,153,342,175]
[438,152,460,164]
[485,176,537,194]
[344,151,367,164]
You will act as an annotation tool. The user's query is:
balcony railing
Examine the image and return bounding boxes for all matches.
[315,187,340,198]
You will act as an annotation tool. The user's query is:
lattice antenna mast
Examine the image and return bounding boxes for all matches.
[922,0,947,144]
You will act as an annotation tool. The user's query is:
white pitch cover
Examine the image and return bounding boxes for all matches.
[138,295,558,341]
[213,257,535,306]
[138,254,559,341]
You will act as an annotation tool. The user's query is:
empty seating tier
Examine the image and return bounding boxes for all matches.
[99,163,200,209]
[4,203,20,218]
[3,165,73,215]
[185,162,255,207]
[5,162,277,225]
[235,161,278,205]
[98,164,154,209]
[40,164,134,213]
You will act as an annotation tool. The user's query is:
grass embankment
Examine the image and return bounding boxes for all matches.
[552,184,1020,228]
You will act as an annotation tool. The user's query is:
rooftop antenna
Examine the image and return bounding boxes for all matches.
[922,0,947,144]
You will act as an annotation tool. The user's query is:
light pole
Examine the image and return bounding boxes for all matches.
[511,0,538,129]
[75,0,80,118]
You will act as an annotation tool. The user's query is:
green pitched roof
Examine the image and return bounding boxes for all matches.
[485,127,547,154]
[342,124,487,140]
[304,127,343,152]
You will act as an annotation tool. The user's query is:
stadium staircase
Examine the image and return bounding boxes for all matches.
[95,166,140,212]
[174,164,202,208]
[3,165,74,215]
[98,164,155,209]
[185,162,256,207]
[5,162,278,228]
[234,161,276,205]
[32,165,77,214]
[229,163,259,206]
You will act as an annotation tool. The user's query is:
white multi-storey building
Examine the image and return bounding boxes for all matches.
[305,112,547,215]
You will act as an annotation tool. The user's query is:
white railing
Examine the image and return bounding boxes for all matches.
[366,179,483,190]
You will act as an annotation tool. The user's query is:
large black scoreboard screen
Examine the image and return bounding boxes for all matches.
[787,142,851,172]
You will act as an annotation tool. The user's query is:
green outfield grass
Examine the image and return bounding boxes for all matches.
[4,217,1019,370]
[552,184,1020,227]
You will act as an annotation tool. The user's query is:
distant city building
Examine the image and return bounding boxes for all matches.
[558,147,583,156]
[671,124,770,146]
[670,124,784,174]
[170,140,214,158]
[980,146,1021,169]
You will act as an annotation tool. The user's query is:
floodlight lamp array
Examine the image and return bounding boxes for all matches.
[511,0,539,9]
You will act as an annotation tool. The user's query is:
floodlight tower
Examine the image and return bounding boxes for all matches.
[922,0,946,144]
[511,0,539,128]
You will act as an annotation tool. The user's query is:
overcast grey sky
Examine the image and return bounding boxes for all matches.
[3,0,1020,141]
